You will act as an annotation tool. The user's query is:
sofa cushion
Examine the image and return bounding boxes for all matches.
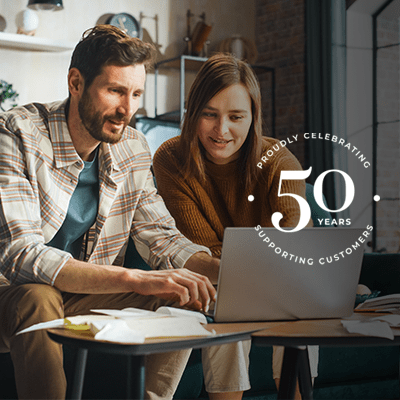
[359,253,400,295]
[315,346,399,385]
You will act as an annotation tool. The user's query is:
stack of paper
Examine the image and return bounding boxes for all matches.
[17,307,214,343]
[355,293,400,313]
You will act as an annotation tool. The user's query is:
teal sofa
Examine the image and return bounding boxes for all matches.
[178,253,400,400]
[1,253,399,399]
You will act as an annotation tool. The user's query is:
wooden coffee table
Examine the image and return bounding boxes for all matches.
[50,313,398,400]
[251,313,400,400]
[48,322,272,400]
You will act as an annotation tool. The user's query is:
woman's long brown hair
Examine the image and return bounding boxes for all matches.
[178,53,264,190]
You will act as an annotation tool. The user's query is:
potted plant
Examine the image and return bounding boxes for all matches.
[0,80,19,111]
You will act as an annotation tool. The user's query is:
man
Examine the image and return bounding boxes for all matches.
[0,25,219,400]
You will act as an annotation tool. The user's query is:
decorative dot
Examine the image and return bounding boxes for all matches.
[374,195,380,202]
[248,195,255,202]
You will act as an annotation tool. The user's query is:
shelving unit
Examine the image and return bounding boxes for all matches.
[153,55,208,122]
[0,31,75,52]
[145,55,276,137]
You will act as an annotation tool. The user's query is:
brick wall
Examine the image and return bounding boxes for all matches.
[255,2,399,253]
[376,16,400,253]
[255,0,307,166]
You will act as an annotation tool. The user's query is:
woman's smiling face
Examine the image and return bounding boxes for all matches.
[197,83,253,165]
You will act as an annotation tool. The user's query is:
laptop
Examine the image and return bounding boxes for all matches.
[212,227,366,322]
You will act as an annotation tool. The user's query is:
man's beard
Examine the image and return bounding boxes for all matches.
[78,90,130,144]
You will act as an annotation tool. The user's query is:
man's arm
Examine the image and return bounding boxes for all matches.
[54,257,216,311]
[0,108,74,286]
[184,251,220,285]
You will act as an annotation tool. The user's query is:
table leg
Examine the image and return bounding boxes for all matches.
[297,347,313,400]
[126,355,146,400]
[66,347,88,400]
[278,346,300,400]
[277,346,313,400]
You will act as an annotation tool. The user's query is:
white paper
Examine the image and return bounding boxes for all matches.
[341,319,394,340]
[66,315,115,325]
[356,293,400,310]
[371,314,400,326]
[16,315,115,335]
[90,319,145,343]
[155,307,208,324]
[17,308,212,343]
[89,316,213,343]
[92,307,208,325]
[91,308,156,319]
[17,319,65,335]
[124,316,213,338]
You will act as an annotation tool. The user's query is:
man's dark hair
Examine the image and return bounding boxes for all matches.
[69,25,155,90]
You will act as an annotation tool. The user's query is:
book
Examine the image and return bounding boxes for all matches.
[90,316,212,342]
[17,306,213,343]
[355,293,400,312]
[91,306,208,324]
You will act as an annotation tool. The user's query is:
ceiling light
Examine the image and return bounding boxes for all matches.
[27,0,63,11]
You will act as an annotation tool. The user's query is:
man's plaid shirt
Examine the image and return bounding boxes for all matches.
[0,100,209,286]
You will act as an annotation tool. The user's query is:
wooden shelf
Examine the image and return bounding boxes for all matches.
[155,55,208,71]
[0,31,75,52]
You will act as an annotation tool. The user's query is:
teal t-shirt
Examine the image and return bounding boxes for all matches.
[47,151,99,258]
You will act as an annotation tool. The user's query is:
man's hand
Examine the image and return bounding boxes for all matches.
[184,252,220,285]
[54,258,216,312]
[130,268,216,312]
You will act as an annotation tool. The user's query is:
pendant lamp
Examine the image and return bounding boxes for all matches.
[27,0,63,11]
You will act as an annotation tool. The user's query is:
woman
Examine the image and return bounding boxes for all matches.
[153,53,317,399]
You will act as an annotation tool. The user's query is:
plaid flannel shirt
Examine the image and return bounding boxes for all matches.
[0,100,209,286]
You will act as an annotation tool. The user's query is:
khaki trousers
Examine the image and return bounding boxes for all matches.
[202,340,251,393]
[0,284,191,400]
